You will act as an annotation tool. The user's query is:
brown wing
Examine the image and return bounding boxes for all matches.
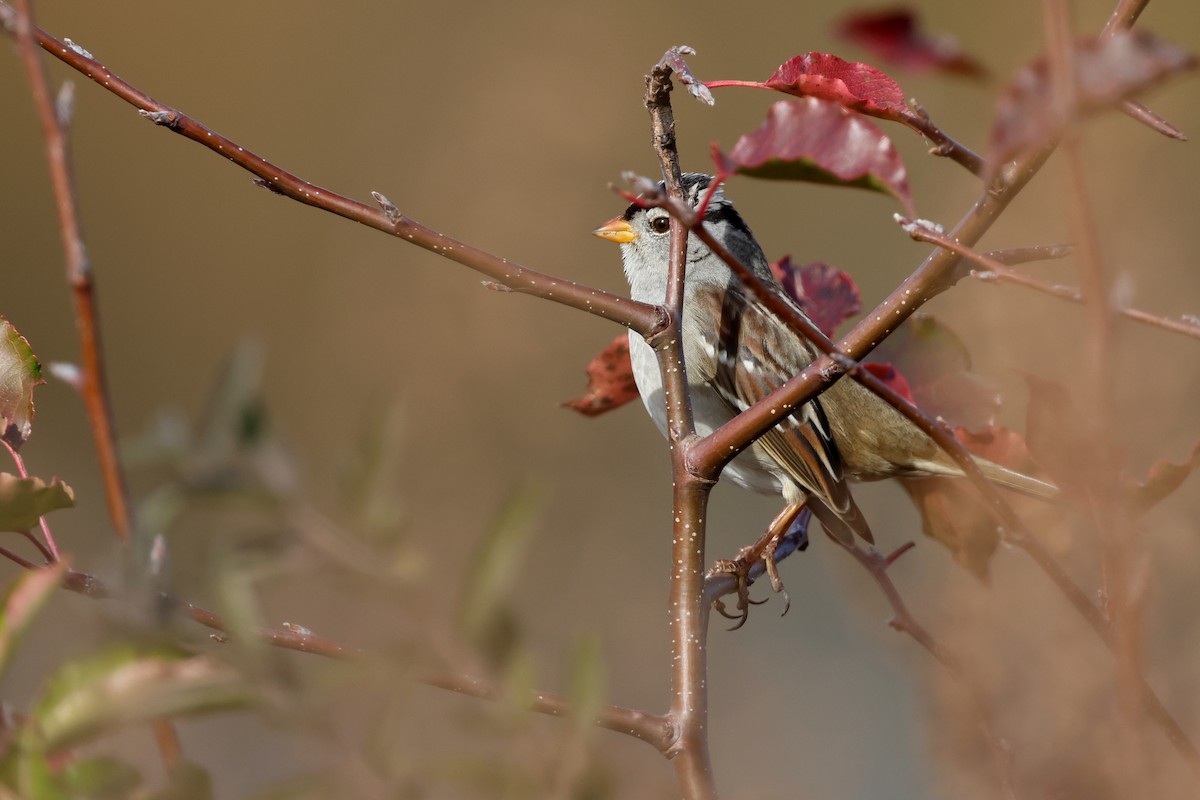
[695,284,874,544]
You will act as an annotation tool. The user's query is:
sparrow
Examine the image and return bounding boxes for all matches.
[593,173,1054,550]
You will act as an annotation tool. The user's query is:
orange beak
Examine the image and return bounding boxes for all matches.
[592,216,637,244]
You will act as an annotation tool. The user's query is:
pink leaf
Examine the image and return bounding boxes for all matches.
[769,257,862,338]
[988,31,1196,177]
[1128,439,1200,514]
[723,98,914,215]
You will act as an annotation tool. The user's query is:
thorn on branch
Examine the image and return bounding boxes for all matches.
[371,191,401,223]
[138,108,179,128]
[884,541,917,568]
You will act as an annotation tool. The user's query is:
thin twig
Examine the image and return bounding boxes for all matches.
[424,672,673,752]
[899,219,1200,341]
[835,537,1018,800]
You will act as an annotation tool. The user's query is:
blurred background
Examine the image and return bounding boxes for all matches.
[2,1,1199,797]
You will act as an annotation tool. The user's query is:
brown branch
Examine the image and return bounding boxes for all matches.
[900,219,1200,341]
[836,537,1019,800]
[0,7,661,340]
[1102,0,1152,36]
[10,0,132,545]
[645,52,717,800]
[424,672,673,753]
[56,564,675,752]
[899,103,986,176]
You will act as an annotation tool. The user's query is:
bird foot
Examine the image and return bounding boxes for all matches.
[709,503,808,630]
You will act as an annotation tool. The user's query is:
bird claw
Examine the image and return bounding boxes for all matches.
[709,503,808,629]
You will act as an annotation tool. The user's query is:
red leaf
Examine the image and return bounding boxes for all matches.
[988,31,1195,178]
[563,335,639,417]
[769,256,862,338]
[723,98,914,215]
[762,52,907,117]
[836,7,987,79]
[1128,439,1200,515]
[862,362,914,404]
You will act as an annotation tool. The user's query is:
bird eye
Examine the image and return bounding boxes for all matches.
[648,215,671,234]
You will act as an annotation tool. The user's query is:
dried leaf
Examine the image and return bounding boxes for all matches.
[722,98,914,215]
[836,7,987,78]
[902,477,998,580]
[562,335,638,417]
[1128,439,1200,515]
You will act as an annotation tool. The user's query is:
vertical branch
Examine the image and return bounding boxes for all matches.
[1047,0,1150,776]
[644,54,717,799]
[12,0,177,767]
[12,0,132,546]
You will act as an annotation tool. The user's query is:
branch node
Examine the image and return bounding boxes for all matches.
[480,280,513,293]
[138,108,178,128]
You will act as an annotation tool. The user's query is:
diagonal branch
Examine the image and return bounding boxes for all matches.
[900,218,1200,341]
[0,3,661,339]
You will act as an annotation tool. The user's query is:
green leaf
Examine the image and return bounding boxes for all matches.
[59,757,142,799]
[0,473,75,533]
[0,317,43,451]
[0,563,67,681]
[566,633,605,736]
[34,647,254,752]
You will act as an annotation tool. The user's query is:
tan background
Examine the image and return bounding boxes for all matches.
[3,1,1200,798]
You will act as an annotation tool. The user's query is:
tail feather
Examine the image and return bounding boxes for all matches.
[975,458,1058,500]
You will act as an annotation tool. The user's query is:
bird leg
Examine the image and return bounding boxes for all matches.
[711,502,810,630]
